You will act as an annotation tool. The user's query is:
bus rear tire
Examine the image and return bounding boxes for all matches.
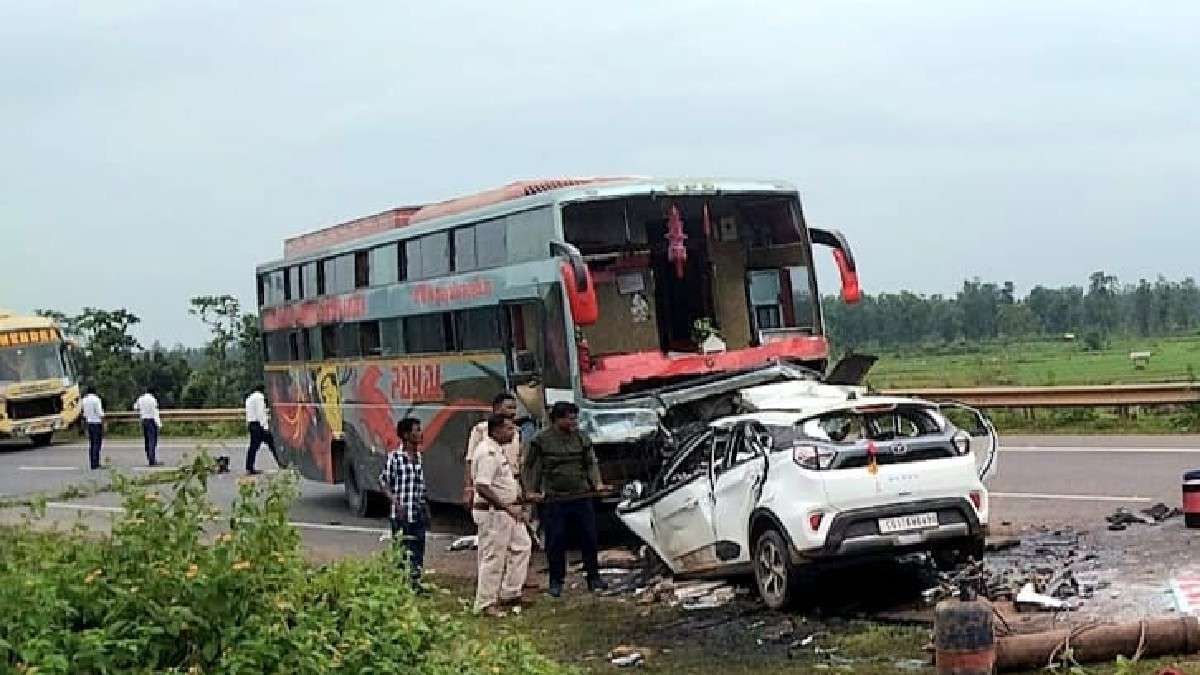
[344,461,380,518]
[30,432,53,448]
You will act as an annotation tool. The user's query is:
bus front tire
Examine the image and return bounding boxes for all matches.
[30,433,53,448]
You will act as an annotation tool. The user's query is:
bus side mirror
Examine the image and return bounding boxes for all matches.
[551,241,599,326]
[810,227,862,305]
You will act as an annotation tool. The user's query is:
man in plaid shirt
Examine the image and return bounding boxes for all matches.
[379,417,428,586]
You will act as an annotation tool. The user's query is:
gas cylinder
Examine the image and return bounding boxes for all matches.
[1184,469,1200,529]
[934,596,996,675]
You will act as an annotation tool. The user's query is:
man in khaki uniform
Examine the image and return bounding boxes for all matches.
[472,414,532,617]
[462,392,522,505]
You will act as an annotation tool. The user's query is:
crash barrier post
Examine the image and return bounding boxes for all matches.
[1185,470,1200,529]
[994,616,1200,672]
[934,595,995,675]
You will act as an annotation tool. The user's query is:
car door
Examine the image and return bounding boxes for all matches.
[710,423,769,564]
[938,402,1000,481]
[649,431,719,569]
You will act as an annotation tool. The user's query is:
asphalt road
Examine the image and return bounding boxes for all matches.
[3,433,1199,562]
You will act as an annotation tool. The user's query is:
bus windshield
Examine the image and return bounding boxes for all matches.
[562,193,825,397]
[0,343,66,384]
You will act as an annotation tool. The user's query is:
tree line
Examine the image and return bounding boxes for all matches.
[824,271,1200,350]
[37,295,261,409]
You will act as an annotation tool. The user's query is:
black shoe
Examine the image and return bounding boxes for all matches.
[548,583,563,598]
[246,469,262,475]
[587,576,609,592]
[149,461,164,467]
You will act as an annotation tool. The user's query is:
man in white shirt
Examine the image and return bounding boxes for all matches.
[132,387,162,466]
[471,414,531,616]
[80,386,104,470]
[462,392,522,505]
[244,385,281,474]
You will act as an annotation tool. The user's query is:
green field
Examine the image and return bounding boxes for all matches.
[865,336,1200,389]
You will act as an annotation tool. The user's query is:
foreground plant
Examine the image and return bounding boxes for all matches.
[0,454,566,674]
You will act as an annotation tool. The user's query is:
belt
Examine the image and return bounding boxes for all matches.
[473,502,520,511]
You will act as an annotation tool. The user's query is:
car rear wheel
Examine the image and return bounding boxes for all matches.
[754,529,799,610]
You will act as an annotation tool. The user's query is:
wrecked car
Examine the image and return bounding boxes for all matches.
[616,377,998,610]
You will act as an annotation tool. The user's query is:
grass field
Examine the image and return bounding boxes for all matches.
[865,335,1200,388]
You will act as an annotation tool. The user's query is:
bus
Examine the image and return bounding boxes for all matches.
[0,310,82,446]
[255,178,862,516]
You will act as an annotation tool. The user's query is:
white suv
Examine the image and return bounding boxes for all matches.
[616,381,998,610]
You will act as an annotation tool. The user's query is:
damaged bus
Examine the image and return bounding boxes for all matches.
[254,178,863,515]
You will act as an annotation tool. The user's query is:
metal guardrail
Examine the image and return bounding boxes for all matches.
[881,383,1200,408]
[100,383,1200,421]
[106,409,243,423]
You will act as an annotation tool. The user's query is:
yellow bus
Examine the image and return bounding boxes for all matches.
[0,310,81,446]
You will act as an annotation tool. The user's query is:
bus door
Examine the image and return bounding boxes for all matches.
[501,283,575,436]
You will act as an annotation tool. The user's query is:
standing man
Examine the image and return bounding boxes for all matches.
[132,387,162,467]
[523,401,610,598]
[472,414,532,617]
[462,392,521,505]
[244,385,281,475]
[379,418,429,587]
[80,386,104,470]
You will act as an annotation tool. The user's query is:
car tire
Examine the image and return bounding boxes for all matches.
[30,432,53,448]
[753,529,799,610]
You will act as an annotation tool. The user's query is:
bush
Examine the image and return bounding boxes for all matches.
[0,455,568,674]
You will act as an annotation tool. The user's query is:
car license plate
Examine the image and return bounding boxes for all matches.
[878,512,938,534]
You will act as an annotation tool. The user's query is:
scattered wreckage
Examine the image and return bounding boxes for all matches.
[611,356,999,610]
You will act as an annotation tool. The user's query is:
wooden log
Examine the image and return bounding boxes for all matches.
[995,617,1200,672]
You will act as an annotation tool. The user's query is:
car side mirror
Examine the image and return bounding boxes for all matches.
[621,480,646,502]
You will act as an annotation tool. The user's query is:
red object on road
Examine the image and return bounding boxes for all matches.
[1184,470,1200,529]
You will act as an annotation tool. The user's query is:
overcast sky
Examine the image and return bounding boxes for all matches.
[2,1,1197,346]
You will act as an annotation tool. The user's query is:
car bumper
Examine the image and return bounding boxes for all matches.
[793,497,985,563]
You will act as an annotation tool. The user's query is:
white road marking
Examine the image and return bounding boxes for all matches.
[19,466,80,471]
[289,521,388,535]
[1003,446,1200,454]
[991,492,1153,503]
[47,502,124,513]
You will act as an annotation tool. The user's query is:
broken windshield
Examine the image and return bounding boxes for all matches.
[563,194,819,358]
[0,343,66,384]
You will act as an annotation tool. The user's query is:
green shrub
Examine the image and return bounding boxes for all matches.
[0,454,568,674]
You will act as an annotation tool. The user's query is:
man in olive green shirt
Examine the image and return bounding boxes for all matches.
[523,401,609,597]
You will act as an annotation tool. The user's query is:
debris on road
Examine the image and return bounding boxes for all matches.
[608,645,647,668]
[984,536,1021,552]
[598,548,642,568]
[1106,503,1183,530]
[1015,583,1070,612]
[447,535,478,551]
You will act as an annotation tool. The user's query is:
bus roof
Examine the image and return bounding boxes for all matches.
[272,176,797,265]
[0,310,59,333]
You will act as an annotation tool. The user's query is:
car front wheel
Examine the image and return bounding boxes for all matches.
[754,529,799,610]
